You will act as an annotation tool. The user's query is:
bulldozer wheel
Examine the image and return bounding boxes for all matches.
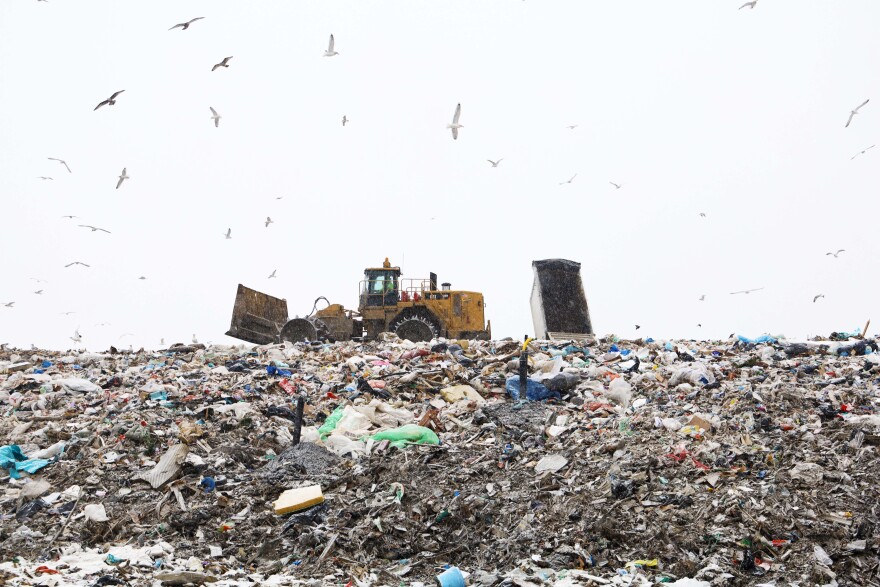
[390,309,440,343]
[280,318,328,343]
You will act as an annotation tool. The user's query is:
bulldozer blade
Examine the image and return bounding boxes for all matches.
[280,318,318,343]
[226,284,289,345]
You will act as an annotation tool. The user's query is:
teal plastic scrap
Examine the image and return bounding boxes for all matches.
[737,334,777,344]
[0,445,51,479]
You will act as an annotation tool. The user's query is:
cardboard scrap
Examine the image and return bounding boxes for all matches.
[135,444,188,489]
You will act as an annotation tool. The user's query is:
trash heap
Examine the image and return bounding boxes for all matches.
[1,331,879,587]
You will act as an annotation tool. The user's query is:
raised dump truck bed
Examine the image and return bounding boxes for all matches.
[530,259,593,340]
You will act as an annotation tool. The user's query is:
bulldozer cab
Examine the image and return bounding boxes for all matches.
[359,265,401,309]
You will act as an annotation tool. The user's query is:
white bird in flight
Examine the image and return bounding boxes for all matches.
[59,311,76,316]
[845,99,869,128]
[447,103,463,140]
[224,228,232,239]
[48,157,72,173]
[139,276,147,280]
[38,176,54,181]
[2,302,14,308]
[70,328,82,343]
[565,125,578,130]
[487,159,503,167]
[268,269,277,279]
[851,145,875,160]
[813,294,825,303]
[609,182,622,189]
[324,34,338,57]
[116,168,129,189]
[209,107,222,128]
[65,261,90,268]
[33,290,43,295]
[212,56,233,71]
[342,115,348,126]
[265,217,273,227]
[169,16,204,31]
[826,249,845,258]
[94,90,125,111]
[739,0,758,9]
[559,174,577,185]
[730,287,764,295]
[699,212,707,218]
[192,334,199,344]
[78,224,111,234]
[699,294,706,301]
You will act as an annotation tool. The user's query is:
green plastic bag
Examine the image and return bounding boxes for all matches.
[318,406,345,439]
[369,424,440,449]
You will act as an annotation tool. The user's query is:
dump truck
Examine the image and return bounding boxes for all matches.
[530,258,594,342]
[226,258,491,344]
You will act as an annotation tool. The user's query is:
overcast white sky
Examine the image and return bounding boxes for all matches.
[1,1,878,351]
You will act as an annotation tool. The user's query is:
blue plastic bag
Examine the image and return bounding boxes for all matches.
[0,445,51,479]
[505,376,560,402]
[266,365,292,377]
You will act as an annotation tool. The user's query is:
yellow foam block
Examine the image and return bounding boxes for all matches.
[273,485,324,515]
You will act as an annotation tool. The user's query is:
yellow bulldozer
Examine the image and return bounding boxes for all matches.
[225,258,491,344]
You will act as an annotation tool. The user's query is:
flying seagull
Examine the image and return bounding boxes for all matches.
[224,228,232,239]
[826,249,845,258]
[845,99,869,128]
[192,334,199,344]
[609,182,622,189]
[94,90,125,111]
[324,34,338,57]
[447,103,463,140]
[699,212,707,217]
[635,324,641,330]
[138,276,146,280]
[3,302,14,308]
[65,261,90,268]
[730,287,764,295]
[30,278,47,283]
[116,167,129,189]
[813,294,825,303]
[209,107,221,127]
[268,269,277,279]
[48,158,72,173]
[739,0,757,9]
[565,125,578,130]
[487,159,503,167]
[61,215,77,219]
[559,174,577,185]
[94,322,111,327]
[265,216,273,227]
[70,328,82,343]
[342,115,348,126]
[169,16,204,31]
[851,145,875,160]
[38,176,54,181]
[78,224,111,233]
[59,311,76,316]
[699,294,706,301]
[212,56,233,71]
[33,290,43,295]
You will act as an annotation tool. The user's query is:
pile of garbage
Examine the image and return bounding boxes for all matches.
[1,331,879,586]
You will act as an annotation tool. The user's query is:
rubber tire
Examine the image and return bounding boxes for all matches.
[389,309,440,342]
